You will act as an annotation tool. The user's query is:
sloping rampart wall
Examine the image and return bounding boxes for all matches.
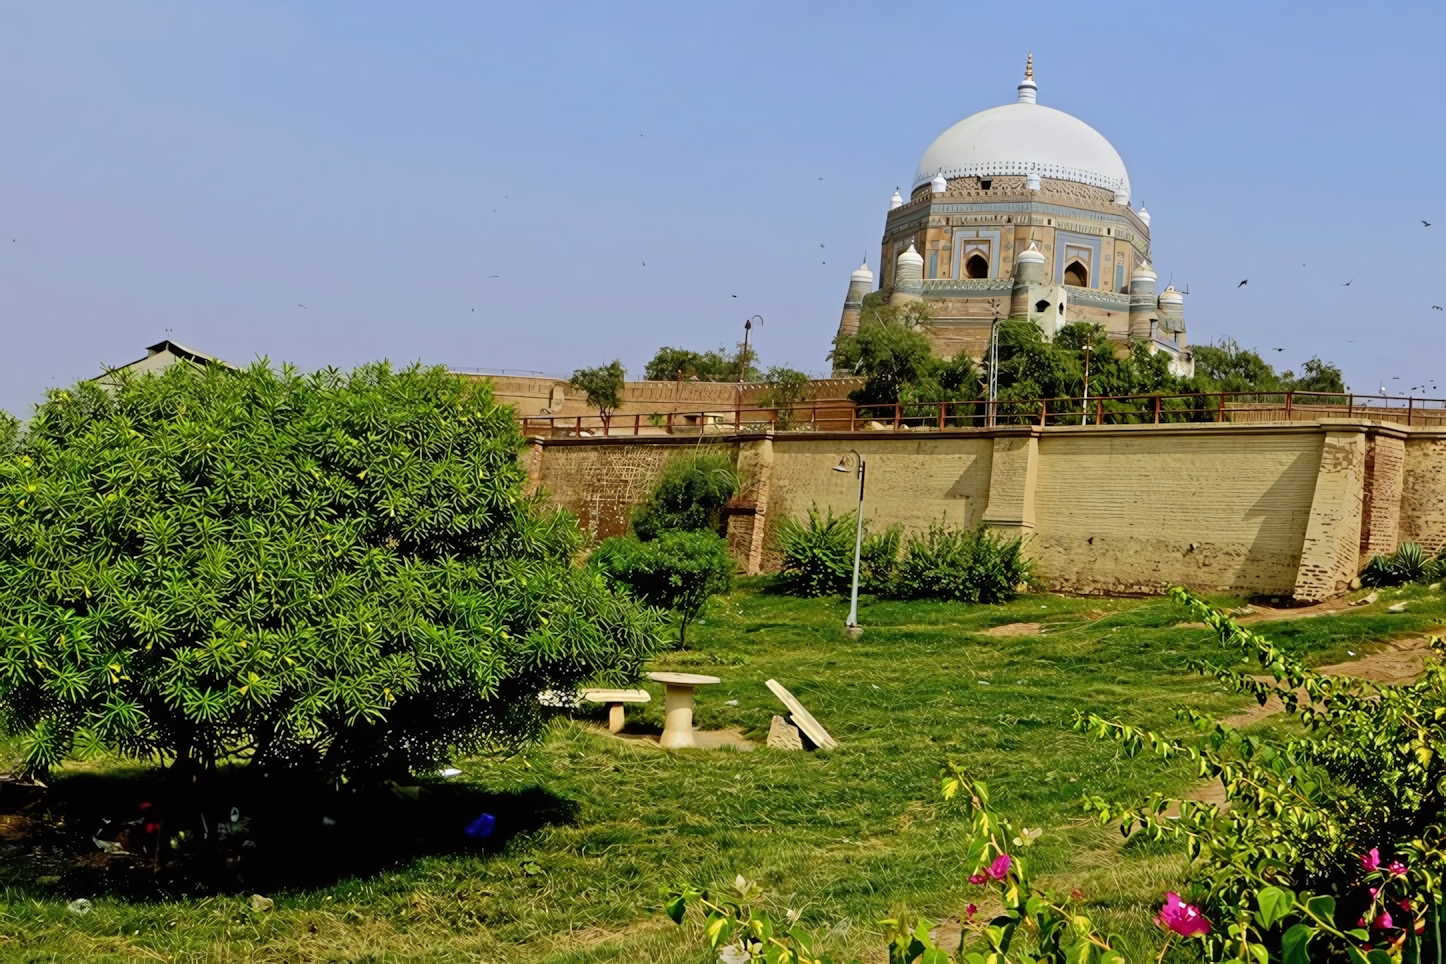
[529,419,1435,600]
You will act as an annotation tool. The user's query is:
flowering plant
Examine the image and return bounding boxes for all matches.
[1078,588,1446,962]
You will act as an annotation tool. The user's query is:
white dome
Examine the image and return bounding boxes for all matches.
[913,102,1130,196]
[850,262,874,284]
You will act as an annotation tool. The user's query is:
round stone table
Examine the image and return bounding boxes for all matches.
[647,672,722,748]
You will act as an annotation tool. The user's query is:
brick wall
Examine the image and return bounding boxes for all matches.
[530,420,1446,600]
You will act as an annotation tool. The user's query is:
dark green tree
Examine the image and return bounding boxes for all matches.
[631,451,740,542]
[0,361,664,780]
[569,360,627,416]
[592,530,734,646]
[643,344,759,382]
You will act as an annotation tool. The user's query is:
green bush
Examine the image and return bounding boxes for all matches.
[889,522,1031,604]
[1081,589,1446,962]
[1360,541,1445,587]
[592,530,734,646]
[0,361,665,781]
[775,505,899,597]
[631,451,740,541]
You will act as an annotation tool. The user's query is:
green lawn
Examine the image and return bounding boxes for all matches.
[1,581,1441,963]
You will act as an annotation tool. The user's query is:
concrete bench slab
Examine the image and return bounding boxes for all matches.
[579,688,651,732]
[765,679,838,750]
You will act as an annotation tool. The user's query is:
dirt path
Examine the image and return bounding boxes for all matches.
[1186,633,1438,806]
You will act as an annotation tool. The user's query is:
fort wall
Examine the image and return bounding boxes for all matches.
[528,419,1446,601]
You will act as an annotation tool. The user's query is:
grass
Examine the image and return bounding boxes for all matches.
[1,580,1443,963]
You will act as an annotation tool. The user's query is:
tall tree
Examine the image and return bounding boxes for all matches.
[569,360,627,416]
[0,361,664,781]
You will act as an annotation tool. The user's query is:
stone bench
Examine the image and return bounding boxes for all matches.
[578,688,651,733]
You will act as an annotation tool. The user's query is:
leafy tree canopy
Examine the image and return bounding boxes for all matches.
[631,452,740,542]
[592,530,734,647]
[569,360,626,416]
[643,344,759,383]
[0,361,664,781]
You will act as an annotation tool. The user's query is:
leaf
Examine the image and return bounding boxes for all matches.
[1255,886,1294,928]
[1280,923,1311,964]
[664,895,685,925]
[1305,894,1335,924]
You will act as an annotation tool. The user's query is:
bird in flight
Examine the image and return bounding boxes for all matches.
[1424,220,1432,227]
[642,262,646,267]
[487,274,498,278]
[1238,279,1248,287]
[732,294,738,298]
[298,304,307,309]
[1342,280,1353,286]
[1434,305,1443,311]
[1272,347,1284,351]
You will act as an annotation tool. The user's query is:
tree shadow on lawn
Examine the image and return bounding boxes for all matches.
[0,766,575,900]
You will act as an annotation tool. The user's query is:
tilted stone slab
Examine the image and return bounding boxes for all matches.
[764,679,837,750]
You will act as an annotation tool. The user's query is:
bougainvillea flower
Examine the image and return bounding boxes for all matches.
[1362,848,1381,871]
[1389,860,1407,877]
[987,854,1012,880]
[1374,912,1394,930]
[1157,893,1211,937]
[968,874,986,886]
[966,904,977,918]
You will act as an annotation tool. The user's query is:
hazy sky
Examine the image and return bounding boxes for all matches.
[2,1,1444,415]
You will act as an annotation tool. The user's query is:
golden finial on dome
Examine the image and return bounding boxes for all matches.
[1025,51,1033,79]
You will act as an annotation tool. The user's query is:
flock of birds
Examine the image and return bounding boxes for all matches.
[1236,220,1437,309]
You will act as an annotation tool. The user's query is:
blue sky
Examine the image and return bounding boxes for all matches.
[2,1,1443,414]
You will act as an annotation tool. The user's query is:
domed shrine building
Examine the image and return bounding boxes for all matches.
[836,56,1191,375]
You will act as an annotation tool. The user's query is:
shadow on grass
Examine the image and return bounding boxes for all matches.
[0,765,575,900]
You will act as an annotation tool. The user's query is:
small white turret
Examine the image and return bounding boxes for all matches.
[1137,205,1151,228]
[1128,262,1158,339]
[1016,52,1037,105]
[889,243,925,305]
[889,188,904,211]
[835,260,876,342]
[1014,241,1046,268]
[1113,185,1130,205]
[1024,171,1041,190]
[930,172,947,193]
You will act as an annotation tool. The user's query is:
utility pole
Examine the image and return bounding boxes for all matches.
[1081,342,1093,426]
[987,301,1002,428]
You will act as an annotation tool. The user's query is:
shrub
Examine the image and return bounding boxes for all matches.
[1361,541,1444,587]
[592,530,734,646]
[890,522,1031,603]
[568,360,626,416]
[631,451,740,541]
[1080,589,1446,962]
[0,361,665,782]
[775,506,899,597]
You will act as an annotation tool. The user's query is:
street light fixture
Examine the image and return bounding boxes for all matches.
[832,450,866,633]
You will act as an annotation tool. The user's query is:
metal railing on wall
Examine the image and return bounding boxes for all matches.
[517,391,1446,438]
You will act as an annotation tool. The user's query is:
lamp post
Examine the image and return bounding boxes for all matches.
[833,451,866,633]
[1081,342,1092,426]
[739,315,763,383]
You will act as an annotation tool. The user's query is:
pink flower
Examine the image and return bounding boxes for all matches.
[968,874,986,886]
[1157,893,1210,938]
[1362,848,1381,872]
[987,854,1012,881]
[1374,912,1394,930]
[966,904,977,918]
[1400,899,1413,912]
[1389,860,1407,877]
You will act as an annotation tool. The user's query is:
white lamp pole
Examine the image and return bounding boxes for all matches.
[834,451,866,631]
